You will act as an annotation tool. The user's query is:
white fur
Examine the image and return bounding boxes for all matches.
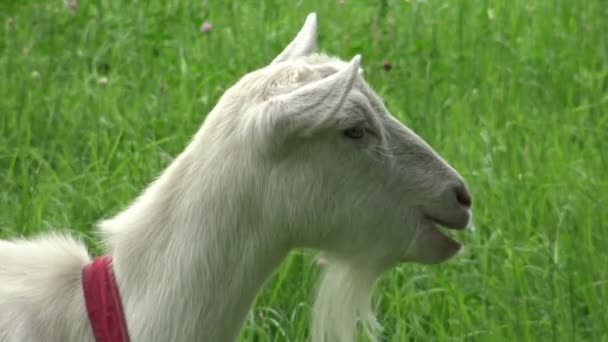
[0,13,472,342]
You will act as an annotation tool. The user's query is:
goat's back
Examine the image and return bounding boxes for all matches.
[0,234,93,342]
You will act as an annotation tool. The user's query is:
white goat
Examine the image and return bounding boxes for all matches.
[0,13,472,342]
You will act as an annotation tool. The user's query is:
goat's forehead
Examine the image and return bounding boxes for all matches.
[298,53,348,67]
[262,54,351,82]
[239,53,392,120]
[254,54,378,93]
[269,55,390,111]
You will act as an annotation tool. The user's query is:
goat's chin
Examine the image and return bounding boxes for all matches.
[312,258,382,342]
[402,219,462,264]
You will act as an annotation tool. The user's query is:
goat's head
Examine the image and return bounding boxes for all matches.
[215,13,472,265]
[200,13,472,340]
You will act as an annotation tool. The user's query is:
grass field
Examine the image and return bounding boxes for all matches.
[1,0,607,340]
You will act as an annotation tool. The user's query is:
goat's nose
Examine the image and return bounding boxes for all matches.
[454,184,472,208]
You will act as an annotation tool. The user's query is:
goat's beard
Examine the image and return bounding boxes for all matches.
[312,257,383,342]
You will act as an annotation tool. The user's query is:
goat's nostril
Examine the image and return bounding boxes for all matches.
[455,186,472,208]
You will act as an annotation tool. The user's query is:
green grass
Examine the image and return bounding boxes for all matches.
[1,0,607,340]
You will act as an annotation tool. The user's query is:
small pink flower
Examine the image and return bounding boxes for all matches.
[69,0,77,10]
[200,21,212,33]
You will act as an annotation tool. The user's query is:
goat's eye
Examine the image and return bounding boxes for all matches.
[343,126,366,140]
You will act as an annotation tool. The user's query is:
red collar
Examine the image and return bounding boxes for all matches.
[82,256,130,342]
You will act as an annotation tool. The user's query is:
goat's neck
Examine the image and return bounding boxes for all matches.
[101,146,288,341]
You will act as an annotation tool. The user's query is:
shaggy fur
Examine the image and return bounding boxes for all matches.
[0,13,472,342]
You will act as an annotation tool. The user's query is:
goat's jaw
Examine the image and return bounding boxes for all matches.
[402,218,463,264]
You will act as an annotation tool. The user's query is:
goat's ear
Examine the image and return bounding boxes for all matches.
[271,13,317,65]
[260,55,361,140]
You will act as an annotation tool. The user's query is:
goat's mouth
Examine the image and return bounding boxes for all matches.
[425,215,460,239]
[424,214,470,231]
[423,213,471,246]
[402,215,466,264]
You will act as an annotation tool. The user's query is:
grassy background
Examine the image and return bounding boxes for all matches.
[1,0,607,340]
